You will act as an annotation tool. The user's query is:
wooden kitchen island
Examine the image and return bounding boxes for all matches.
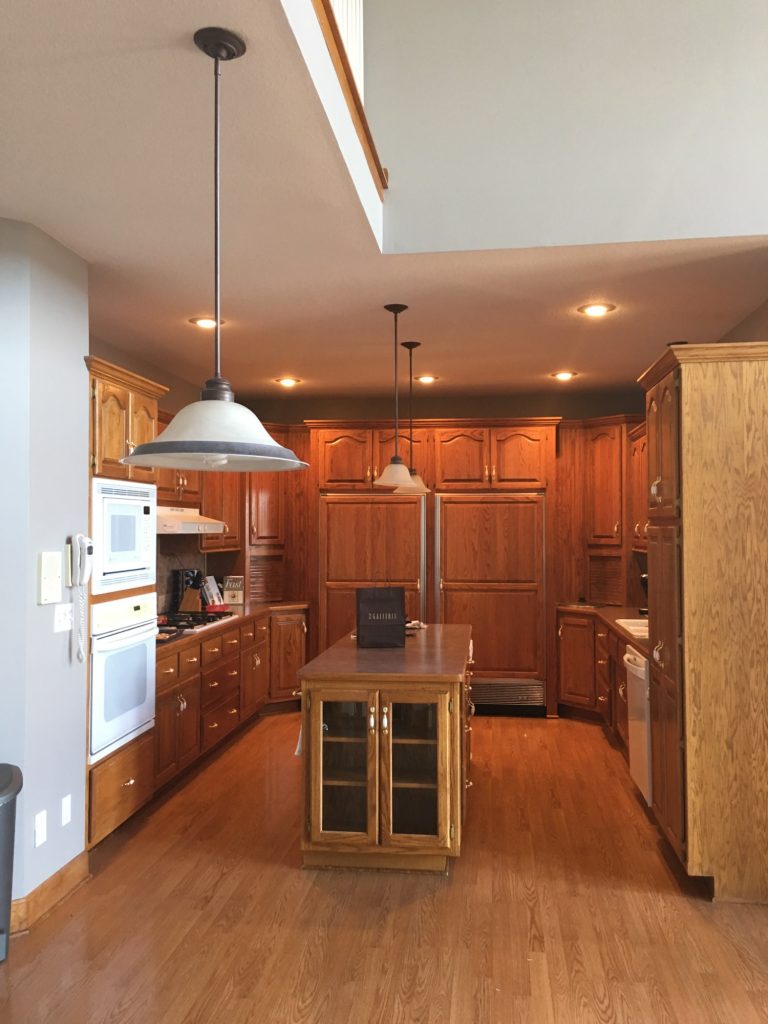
[299,624,473,873]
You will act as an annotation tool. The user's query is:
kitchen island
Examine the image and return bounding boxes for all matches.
[299,624,473,873]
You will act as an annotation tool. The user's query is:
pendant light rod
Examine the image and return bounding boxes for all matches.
[402,341,420,471]
[383,303,407,461]
[214,55,222,381]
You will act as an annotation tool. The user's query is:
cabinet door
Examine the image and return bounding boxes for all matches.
[594,633,611,723]
[178,469,201,505]
[249,468,284,546]
[200,472,242,551]
[647,525,681,686]
[557,614,595,707]
[177,679,201,772]
[270,611,307,700]
[240,639,270,719]
[434,428,489,489]
[128,394,158,483]
[375,429,432,488]
[154,687,181,787]
[316,429,374,488]
[92,379,131,479]
[629,430,648,548]
[648,375,679,518]
[379,689,452,851]
[489,427,549,489]
[155,411,180,504]
[586,426,623,544]
[309,687,379,846]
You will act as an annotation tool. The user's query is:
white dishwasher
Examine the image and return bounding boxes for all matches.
[624,646,652,805]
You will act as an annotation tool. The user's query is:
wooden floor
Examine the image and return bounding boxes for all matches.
[2,714,768,1024]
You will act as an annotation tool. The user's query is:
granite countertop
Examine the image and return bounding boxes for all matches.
[156,600,309,651]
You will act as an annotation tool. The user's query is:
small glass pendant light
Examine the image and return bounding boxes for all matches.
[122,28,307,474]
[374,304,414,488]
[394,340,430,494]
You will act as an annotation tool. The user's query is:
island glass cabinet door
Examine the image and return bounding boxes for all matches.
[309,688,379,846]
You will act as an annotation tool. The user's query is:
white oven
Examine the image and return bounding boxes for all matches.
[90,593,157,764]
[91,478,156,595]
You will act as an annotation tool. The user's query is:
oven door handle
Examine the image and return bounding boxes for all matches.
[91,622,159,652]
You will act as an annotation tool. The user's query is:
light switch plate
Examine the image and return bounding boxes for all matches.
[61,795,72,827]
[53,603,74,633]
[38,551,63,605]
[34,810,47,847]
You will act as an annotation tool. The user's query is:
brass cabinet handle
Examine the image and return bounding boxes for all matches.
[162,667,175,674]
[208,646,221,654]
[226,670,238,677]
[465,724,473,734]
[291,689,301,698]
[465,779,474,789]
[122,777,136,788]
[227,708,238,716]
[634,522,640,536]
[597,695,608,704]
[484,464,489,482]
[650,476,663,504]
[225,639,239,646]
[126,438,136,455]
[491,465,497,482]
[381,705,389,735]
[208,722,219,730]
[597,632,607,639]
[177,694,187,713]
[253,654,261,667]
[558,625,563,638]
[369,705,376,734]
[440,577,444,591]
[373,465,378,480]
[653,641,665,667]
[613,521,620,535]
[209,680,220,689]
[597,658,608,665]
[366,465,371,482]
[302,621,307,635]
[618,683,626,699]
[468,699,476,717]
[258,625,267,632]
[643,521,649,536]
[185,656,199,665]
[467,657,475,666]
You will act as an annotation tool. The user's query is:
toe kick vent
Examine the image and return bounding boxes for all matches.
[471,679,545,706]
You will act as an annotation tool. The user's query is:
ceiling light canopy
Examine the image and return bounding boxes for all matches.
[551,370,578,381]
[577,302,616,318]
[188,317,225,329]
[374,304,413,488]
[123,28,307,475]
[275,377,301,388]
[416,375,437,385]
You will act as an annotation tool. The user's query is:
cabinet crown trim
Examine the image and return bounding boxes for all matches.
[86,356,169,399]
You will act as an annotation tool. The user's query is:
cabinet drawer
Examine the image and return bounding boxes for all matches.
[177,642,201,681]
[89,732,154,845]
[221,628,241,658]
[240,619,257,647]
[201,657,240,708]
[201,697,240,751]
[201,633,225,666]
[156,652,179,692]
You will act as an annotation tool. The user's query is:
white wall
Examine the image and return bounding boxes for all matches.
[364,0,768,254]
[0,220,89,899]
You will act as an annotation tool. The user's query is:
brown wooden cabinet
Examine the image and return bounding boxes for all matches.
[585,424,623,545]
[628,423,648,550]
[646,373,679,518]
[200,472,243,551]
[88,731,155,846]
[154,677,201,788]
[316,428,375,488]
[156,410,201,505]
[434,425,552,490]
[434,427,489,488]
[270,609,308,700]
[240,615,271,718]
[87,357,167,483]
[594,625,611,723]
[375,428,433,489]
[557,611,595,708]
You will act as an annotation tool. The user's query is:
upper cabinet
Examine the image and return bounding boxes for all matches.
[585,424,623,545]
[156,410,201,506]
[434,425,554,490]
[316,428,374,488]
[628,423,648,551]
[375,428,433,490]
[248,426,286,547]
[200,472,243,551]
[87,357,167,483]
[646,374,679,519]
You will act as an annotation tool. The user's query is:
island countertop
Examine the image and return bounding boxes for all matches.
[298,624,472,684]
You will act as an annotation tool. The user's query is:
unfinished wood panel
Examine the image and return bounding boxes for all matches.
[680,355,768,899]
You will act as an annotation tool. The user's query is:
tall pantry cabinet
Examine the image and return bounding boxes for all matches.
[639,342,768,902]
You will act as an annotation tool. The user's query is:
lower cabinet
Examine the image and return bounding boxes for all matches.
[201,656,241,751]
[270,609,307,701]
[650,666,686,859]
[154,678,201,788]
[240,614,271,719]
[89,731,155,846]
[557,612,596,707]
[303,685,457,856]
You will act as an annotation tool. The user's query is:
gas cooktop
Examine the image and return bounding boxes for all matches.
[156,610,235,643]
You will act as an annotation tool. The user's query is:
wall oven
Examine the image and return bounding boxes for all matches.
[90,593,157,764]
[91,478,156,595]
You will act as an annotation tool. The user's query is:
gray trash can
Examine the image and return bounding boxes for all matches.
[0,764,23,963]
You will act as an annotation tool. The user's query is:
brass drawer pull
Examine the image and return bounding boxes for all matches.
[381,706,389,735]
[465,779,474,789]
[597,658,608,665]
[225,639,239,646]
[226,670,238,678]
[185,656,199,665]
[208,722,219,730]
[208,680,220,689]
[162,667,175,675]
[122,777,136,788]
[253,654,261,667]
[208,646,221,654]
[597,695,608,703]
[302,621,307,635]
[597,632,607,638]
[227,708,238,716]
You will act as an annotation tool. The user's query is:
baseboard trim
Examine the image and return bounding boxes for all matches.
[10,851,90,933]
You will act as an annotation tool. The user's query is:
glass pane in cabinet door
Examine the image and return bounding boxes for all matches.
[390,701,438,836]
[321,699,368,834]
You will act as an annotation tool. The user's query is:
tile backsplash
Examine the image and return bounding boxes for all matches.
[157,535,206,613]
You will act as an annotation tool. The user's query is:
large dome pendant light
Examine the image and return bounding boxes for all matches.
[394,340,430,494]
[374,304,414,488]
[122,28,307,474]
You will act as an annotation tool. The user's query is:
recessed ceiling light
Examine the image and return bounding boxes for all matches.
[188,317,226,329]
[577,303,616,318]
[551,370,578,382]
[275,377,302,388]
[416,375,438,384]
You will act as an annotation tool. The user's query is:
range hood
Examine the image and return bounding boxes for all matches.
[157,507,226,535]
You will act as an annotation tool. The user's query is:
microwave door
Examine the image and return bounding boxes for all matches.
[104,497,148,571]
[90,622,156,758]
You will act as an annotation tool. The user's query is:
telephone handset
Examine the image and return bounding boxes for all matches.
[68,534,93,662]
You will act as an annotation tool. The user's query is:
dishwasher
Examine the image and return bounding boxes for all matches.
[624,646,652,805]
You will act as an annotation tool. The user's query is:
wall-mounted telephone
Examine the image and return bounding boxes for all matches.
[67,534,93,662]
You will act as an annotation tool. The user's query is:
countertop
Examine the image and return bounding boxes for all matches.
[298,624,472,684]
[156,601,309,652]
[558,604,650,655]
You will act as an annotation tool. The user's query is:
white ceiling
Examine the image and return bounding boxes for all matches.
[2,0,768,398]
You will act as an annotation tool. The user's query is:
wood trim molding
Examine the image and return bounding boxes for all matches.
[304,417,563,429]
[85,356,169,399]
[10,851,90,934]
[638,341,768,391]
[310,0,388,198]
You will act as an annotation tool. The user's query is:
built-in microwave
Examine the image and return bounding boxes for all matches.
[91,478,156,595]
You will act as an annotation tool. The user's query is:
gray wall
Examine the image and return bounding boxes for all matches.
[364,0,768,254]
[0,220,89,898]
[719,298,768,342]
[89,337,199,413]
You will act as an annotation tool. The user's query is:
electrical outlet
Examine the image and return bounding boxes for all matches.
[54,603,74,633]
[61,794,72,827]
[34,810,47,847]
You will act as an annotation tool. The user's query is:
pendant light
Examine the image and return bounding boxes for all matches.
[397,342,434,493]
[374,304,414,488]
[122,28,307,474]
